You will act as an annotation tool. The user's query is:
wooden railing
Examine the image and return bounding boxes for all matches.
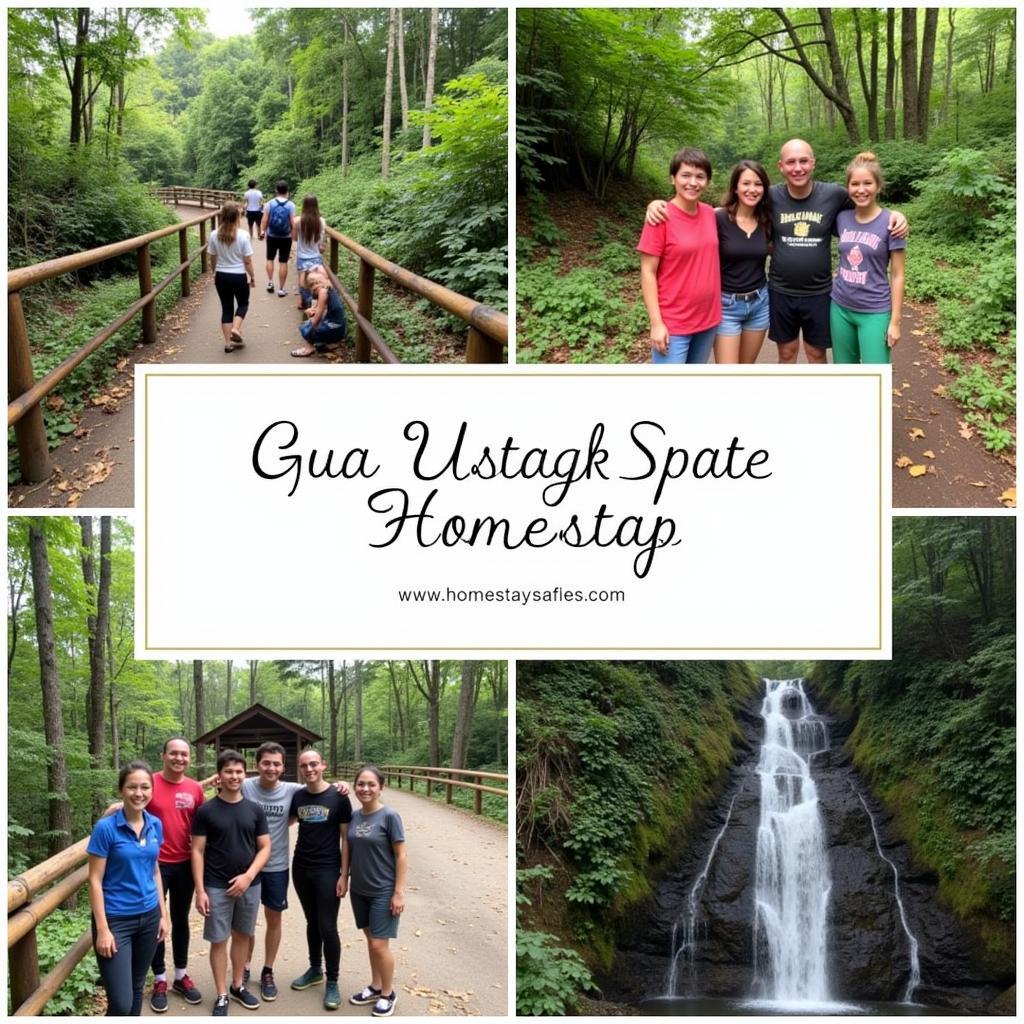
[157,188,508,366]
[336,763,508,816]
[7,210,218,484]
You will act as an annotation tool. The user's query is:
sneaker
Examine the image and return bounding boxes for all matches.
[372,992,397,1018]
[323,982,341,1011]
[173,975,203,1005]
[277,288,288,297]
[349,985,381,1006]
[266,281,274,293]
[212,994,229,1016]
[150,979,169,1013]
[229,985,260,1010]
[260,967,278,1002]
[291,967,324,990]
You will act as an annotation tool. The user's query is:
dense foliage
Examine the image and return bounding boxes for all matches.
[516,660,758,1011]
[516,8,1016,453]
[812,517,1015,966]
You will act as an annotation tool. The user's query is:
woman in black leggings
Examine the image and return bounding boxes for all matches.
[289,748,352,1011]
[207,202,256,353]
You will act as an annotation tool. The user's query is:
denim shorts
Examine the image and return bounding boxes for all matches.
[651,325,717,365]
[350,890,400,939]
[718,287,769,335]
[296,255,324,273]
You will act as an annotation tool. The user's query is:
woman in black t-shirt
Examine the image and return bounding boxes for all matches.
[288,748,352,1010]
[713,161,773,364]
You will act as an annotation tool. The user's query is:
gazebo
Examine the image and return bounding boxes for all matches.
[194,703,321,782]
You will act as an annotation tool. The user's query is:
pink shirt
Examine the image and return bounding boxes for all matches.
[150,774,204,864]
[637,202,720,334]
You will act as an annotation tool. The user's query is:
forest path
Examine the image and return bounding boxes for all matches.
[8,206,351,510]
[140,787,508,1018]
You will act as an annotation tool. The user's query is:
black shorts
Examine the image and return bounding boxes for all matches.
[266,235,292,263]
[768,289,832,349]
[246,210,261,228]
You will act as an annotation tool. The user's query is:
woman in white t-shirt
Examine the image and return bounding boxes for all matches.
[207,202,256,353]
[243,179,263,238]
[293,194,327,310]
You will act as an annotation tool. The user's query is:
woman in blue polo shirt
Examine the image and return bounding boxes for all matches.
[88,761,169,1015]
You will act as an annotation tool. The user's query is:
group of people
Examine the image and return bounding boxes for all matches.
[208,180,348,358]
[87,739,406,1018]
[637,139,907,365]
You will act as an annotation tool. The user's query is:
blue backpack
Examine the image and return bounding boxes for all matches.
[268,198,292,236]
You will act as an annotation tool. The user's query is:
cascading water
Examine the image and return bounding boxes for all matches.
[752,678,832,1004]
[854,788,922,1003]
[664,789,742,996]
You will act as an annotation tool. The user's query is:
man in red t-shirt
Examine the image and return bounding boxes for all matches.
[147,737,206,1011]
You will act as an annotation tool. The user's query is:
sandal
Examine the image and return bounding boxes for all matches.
[291,346,317,358]
[229,329,244,345]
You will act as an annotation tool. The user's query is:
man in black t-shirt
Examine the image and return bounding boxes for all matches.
[287,748,353,1011]
[192,750,271,1015]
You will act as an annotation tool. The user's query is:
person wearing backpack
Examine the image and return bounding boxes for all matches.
[259,180,297,297]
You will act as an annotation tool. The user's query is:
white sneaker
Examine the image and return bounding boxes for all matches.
[371,992,396,1017]
[277,288,288,297]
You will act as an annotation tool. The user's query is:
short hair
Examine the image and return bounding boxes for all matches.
[256,741,286,763]
[355,764,384,785]
[119,760,154,789]
[669,147,712,180]
[275,179,288,195]
[162,736,191,753]
[248,178,257,188]
[217,748,246,771]
[846,150,885,192]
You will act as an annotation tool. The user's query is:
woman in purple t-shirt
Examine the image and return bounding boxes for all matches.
[830,151,906,364]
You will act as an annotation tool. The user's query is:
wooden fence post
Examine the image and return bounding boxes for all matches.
[330,237,339,275]
[9,928,41,1014]
[474,775,482,815]
[179,227,190,297]
[199,220,208,274]
[466,326,503,364]
[136,243,157,345]
[446,776,453,805]
[8,291,52,483]
[356,257,375,363]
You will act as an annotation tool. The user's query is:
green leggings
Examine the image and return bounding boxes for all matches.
[829,302,893,364]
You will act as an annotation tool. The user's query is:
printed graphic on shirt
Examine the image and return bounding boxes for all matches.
[297,803,331,823]
[174,793,197,810]
[354,819,376,839]
[257,801,287,819]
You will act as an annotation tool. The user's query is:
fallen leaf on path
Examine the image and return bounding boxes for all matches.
[895,456,912,468]
[66,492,82,507]
[999,488,1016,507]
[908,465,927,477]
[414,929,422,937]
[55,480,71,492]
[932,384,946,397]
[911,330,925,337]
[901,381,910,389]
[893,388,903,397]
[958,421,974,439]
[969,481,987,488]
[163,346,181,356]
[73,426,90,438]
[908,428,925,439]
[47,395,65,411]
[923,450,935,459]
[91,395,113,406]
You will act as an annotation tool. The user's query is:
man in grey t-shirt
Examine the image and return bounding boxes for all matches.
[241,742,348,1000]
[646,138,908,363]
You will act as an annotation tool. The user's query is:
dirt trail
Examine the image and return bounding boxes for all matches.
[140,787,508,1018]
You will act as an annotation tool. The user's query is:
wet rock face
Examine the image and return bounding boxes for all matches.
[603,686,1010,1014]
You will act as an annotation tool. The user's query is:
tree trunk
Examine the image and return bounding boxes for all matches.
[397,9,409,132]
[328,661,338,772]
[409,660,443,767]
[387,662,407,750]
[64,9,89,146]
[29,524,73,856]
[354,661,364,762]
[900,8,919,139]
[382,8,396,179]
[225,659,232,718]
[249,660,258,704]
[79,517,110,800]
[916,8,938,143]
[341,21,350,176]
[853,10,880,141]
[884,8,897,139]
[450,662,480,770]
[194,661,206,774]
[423,8,439,148]
[940,9,956,122]
[341,661,350,763]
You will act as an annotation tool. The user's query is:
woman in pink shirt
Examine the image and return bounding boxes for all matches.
[637,147,721,363]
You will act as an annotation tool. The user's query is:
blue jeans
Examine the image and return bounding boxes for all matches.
[652,325,717,364]
[93,905,161,1015]
[300,317,347,350]
[719,288,769,334]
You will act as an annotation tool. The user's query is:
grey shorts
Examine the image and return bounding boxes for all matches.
[350,890,399,939]
[203,883,262,943]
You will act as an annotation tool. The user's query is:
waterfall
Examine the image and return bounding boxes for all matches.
[664,789,742,996]
[752,678,832,1003]
[854,788,922,1003]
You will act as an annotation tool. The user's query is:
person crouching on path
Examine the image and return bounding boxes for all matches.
[88,762,169,1016]
[207,202,255,353]
[260,180,297,297]
[636,147,720,364]
[192,749,270,1015]
[289,748,352,1010]
[830,151,906,364]
[346,766,406,1018]
[292,266,347,357]
[294,194,327,310]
